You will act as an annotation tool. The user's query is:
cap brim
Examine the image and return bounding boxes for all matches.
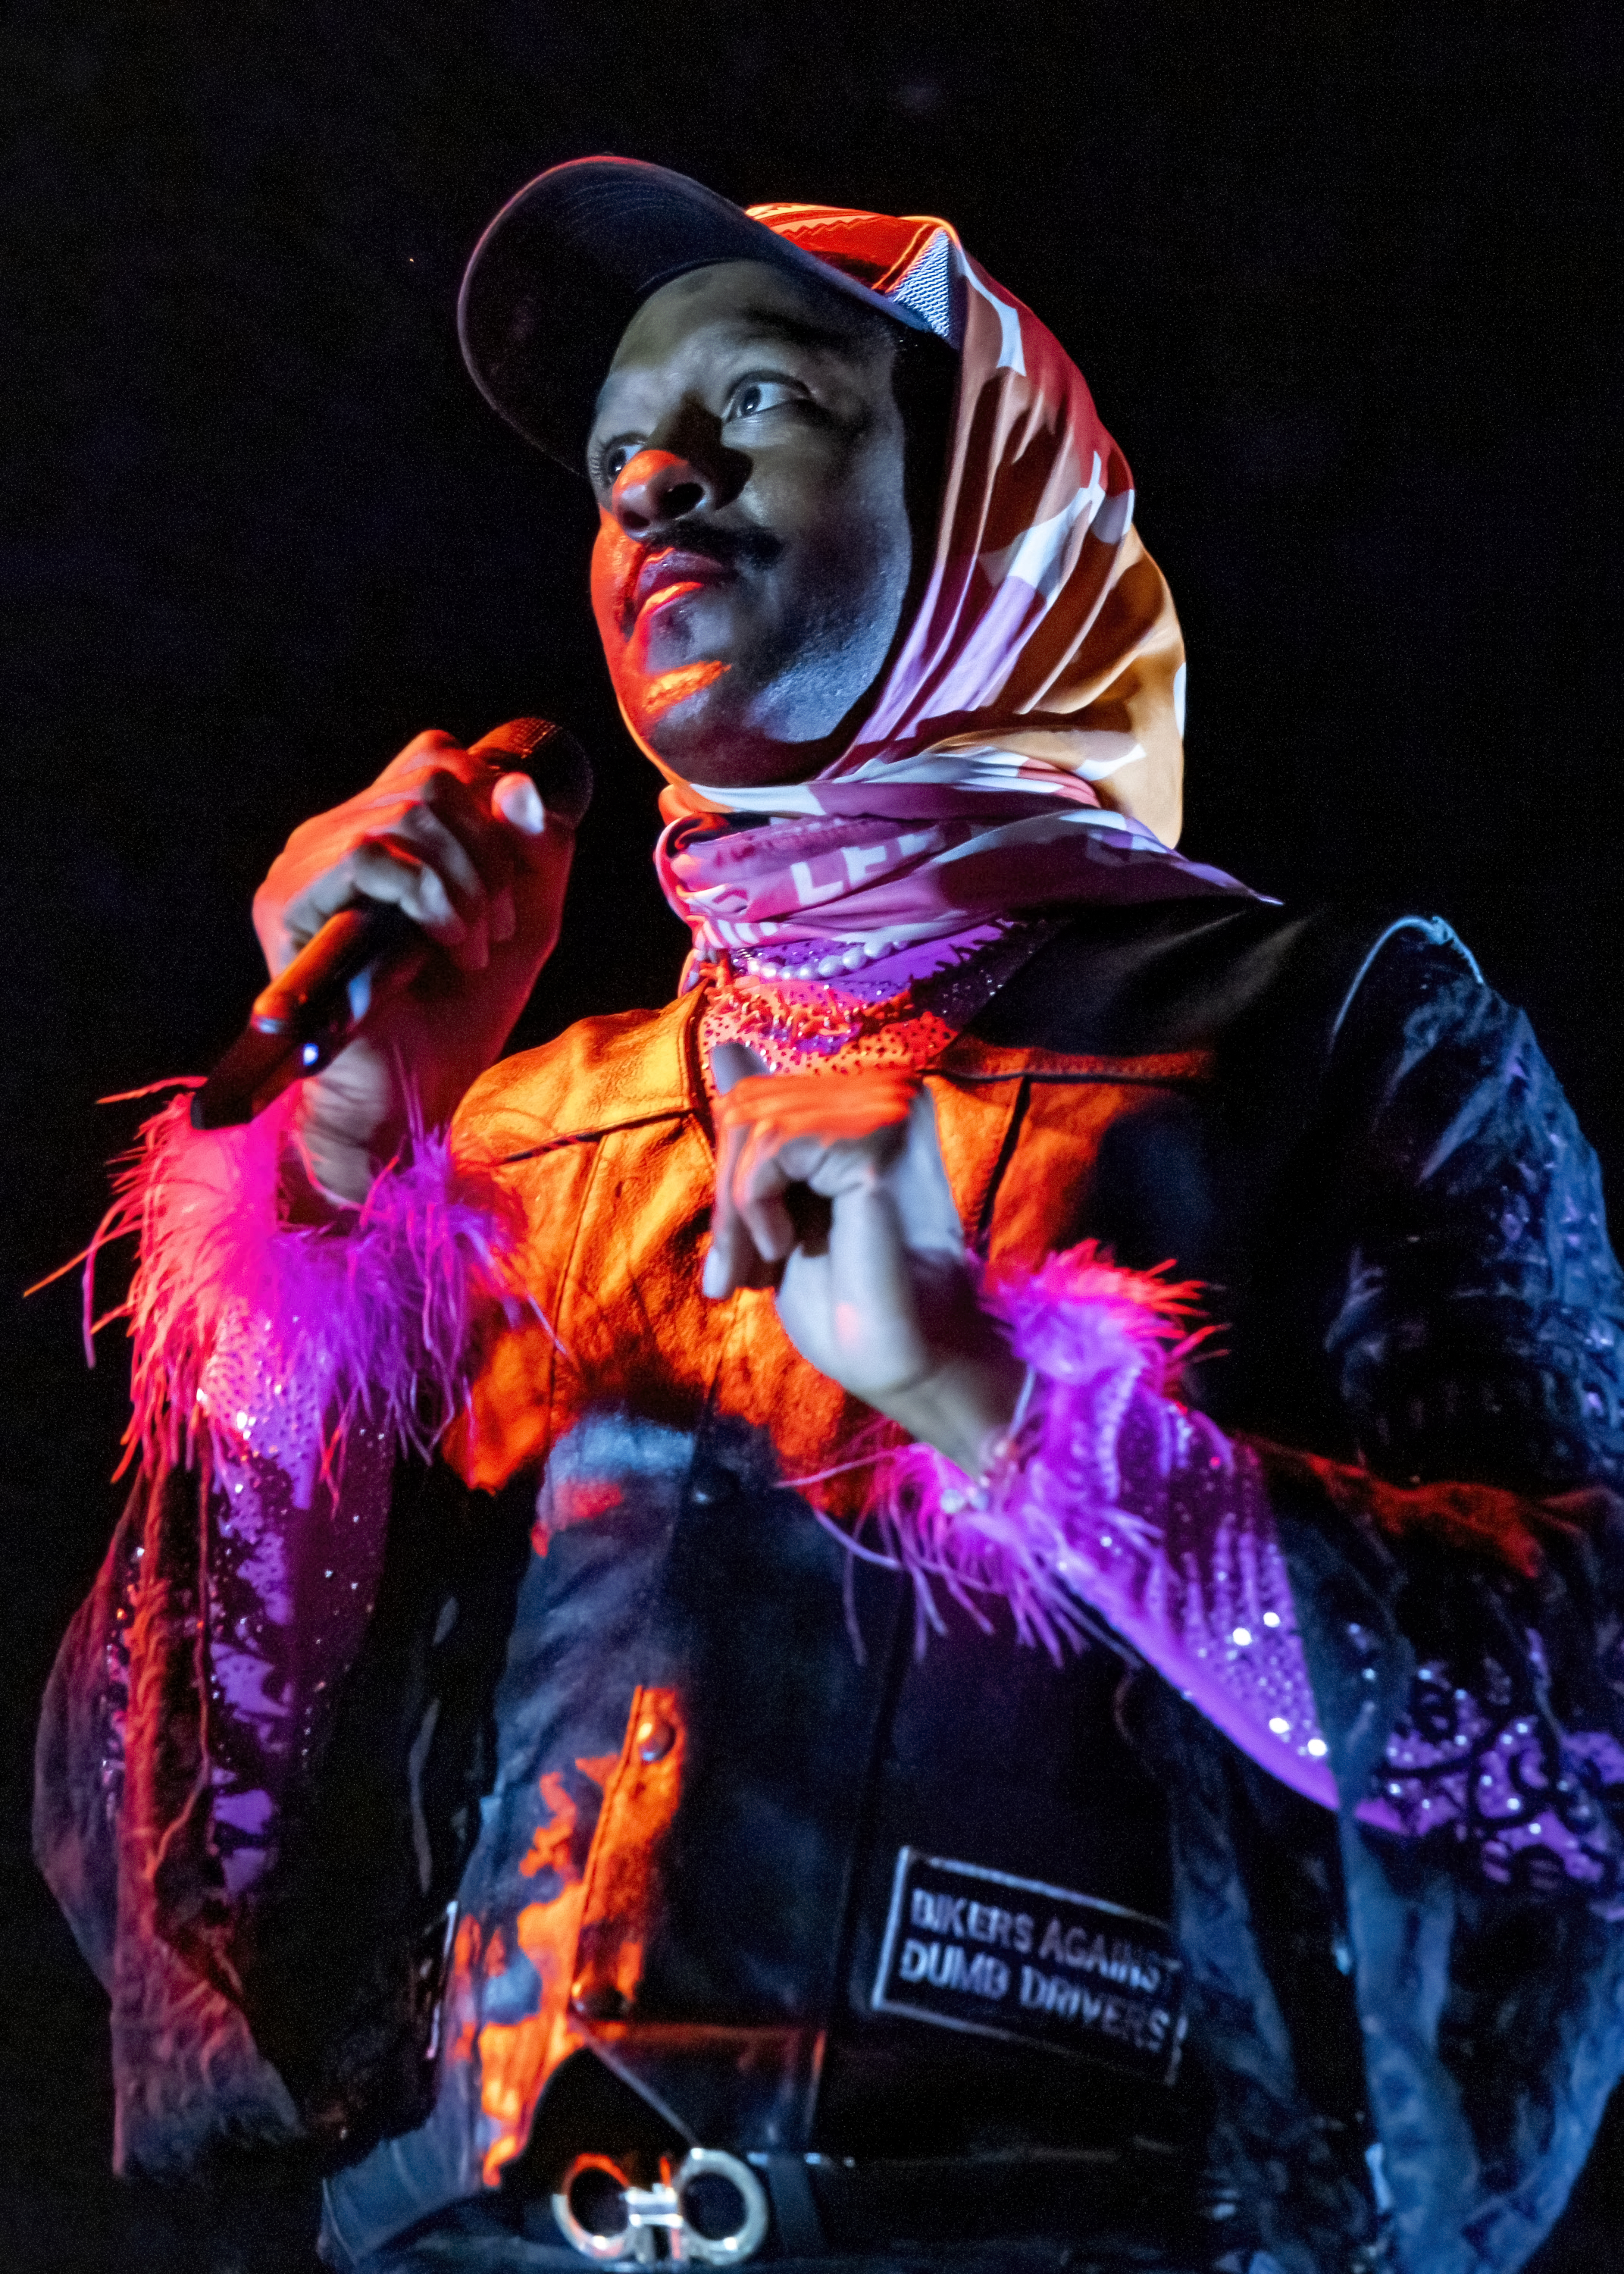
[458,157,931,471]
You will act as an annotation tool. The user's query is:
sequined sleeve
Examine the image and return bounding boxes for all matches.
[881,1254,1624,1903]
[33,1088,530,2171]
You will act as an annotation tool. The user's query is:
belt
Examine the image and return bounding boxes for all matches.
[541,2139,1197,2265]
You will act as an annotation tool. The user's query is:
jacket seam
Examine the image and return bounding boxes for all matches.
[944,1069,1212,1088]
[496,1108,691,1164]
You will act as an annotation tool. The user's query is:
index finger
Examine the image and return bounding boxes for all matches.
[703,1114,784,1298]
[374,729,487,788]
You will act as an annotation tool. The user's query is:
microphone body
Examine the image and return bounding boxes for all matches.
[192,718,592,1130]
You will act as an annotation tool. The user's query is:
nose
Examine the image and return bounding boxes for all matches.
[609,449,712,537]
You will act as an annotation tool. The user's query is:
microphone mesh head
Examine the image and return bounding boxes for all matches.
[471,716,594,829]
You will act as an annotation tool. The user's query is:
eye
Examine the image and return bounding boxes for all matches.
[592,437,640,488]
[724,376,803,423]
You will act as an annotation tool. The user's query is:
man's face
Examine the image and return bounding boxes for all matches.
[588,260,915,791]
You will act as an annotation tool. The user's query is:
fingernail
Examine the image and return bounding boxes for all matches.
[702,1245,728,1298]
[495,775,546,835]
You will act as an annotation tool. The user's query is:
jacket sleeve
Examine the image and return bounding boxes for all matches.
[33,1088,529,2175]
[1278,932,1624,2270]
[1232,925,1624,1871]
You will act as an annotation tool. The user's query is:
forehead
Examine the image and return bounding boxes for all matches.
[591,258,884,427]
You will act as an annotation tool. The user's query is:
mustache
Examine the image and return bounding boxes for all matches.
[618,518,782,622]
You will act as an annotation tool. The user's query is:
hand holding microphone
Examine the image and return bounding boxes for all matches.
[200,719,591,1201]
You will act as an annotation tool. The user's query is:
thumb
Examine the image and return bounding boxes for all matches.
[493,771,565,861]
[489,718,593,853]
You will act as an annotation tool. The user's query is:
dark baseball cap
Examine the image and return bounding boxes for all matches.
[457,156,960,471]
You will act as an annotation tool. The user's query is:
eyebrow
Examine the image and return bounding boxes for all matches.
[696,304,867,353]
[593,302,871,426]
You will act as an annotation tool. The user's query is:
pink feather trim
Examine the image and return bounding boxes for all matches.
[859,1240,1340,1807]
[83,1085,535,1500]
[869,1242,1207,1658]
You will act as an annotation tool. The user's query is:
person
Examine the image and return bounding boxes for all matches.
[34,158,1624,2274]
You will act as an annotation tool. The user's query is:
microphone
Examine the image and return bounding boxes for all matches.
[192,718,593,1130]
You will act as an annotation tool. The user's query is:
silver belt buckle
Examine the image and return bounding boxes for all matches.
[552,2147,771,2266]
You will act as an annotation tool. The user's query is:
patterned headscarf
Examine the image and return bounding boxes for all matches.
[637,201,1250,992]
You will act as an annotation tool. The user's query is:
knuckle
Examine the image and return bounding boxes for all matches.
[387,801,440,849]
[353,836,415,882]
[415,766,463,811]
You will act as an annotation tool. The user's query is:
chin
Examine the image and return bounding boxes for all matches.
[618,652,849,790]
[624,659,743,777]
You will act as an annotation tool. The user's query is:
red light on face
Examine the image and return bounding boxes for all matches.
[641,659,730,723]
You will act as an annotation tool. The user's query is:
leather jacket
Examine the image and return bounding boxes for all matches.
[37,898,1624,2273]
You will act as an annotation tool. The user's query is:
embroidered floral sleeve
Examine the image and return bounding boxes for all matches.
[1355,1646,1624,1902]
[1262,1448,1624,1912]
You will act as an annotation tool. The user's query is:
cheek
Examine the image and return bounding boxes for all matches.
[589,518,633,666]
[781,444,912,653]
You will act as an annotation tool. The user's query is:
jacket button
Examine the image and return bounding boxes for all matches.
[636,1715,676,1763]
[571,1979,626,2020]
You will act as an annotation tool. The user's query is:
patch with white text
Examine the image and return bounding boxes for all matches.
[871,1848,1186,2085]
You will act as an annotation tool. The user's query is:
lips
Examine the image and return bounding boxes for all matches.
[626,546,734,628]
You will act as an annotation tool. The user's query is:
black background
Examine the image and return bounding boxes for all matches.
[3,4,1619,2268]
